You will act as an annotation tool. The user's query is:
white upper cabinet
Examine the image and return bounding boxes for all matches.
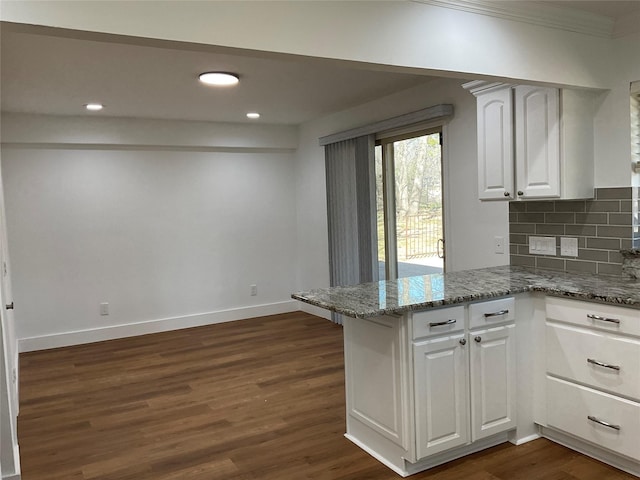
[515,85,560,198]
[475,85,514,200]
[464,81,595,201]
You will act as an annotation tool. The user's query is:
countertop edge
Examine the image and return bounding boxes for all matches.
[293,285,536,318]
[292,266,640,318]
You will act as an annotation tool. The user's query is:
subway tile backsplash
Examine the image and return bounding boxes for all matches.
[509,187,637,276]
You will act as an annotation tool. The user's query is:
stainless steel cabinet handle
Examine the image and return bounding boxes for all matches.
[484,309,509,318]
[587,358,620,371]
[504,191,510,197]
[429,319,456,328]
[587,415,621,431]
[517,190,524,196]
[459,338,467,346]
[474,336,482,343]
[587,314,620,325]
[5,302,13,310]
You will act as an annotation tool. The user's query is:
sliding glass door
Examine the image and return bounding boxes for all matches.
[375,129,444,280]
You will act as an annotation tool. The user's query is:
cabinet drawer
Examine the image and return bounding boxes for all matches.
[547,376,640,461]
[412,306,464,339]
[469,297,515,329]
[546,322,640,400]
[546,297,640,337]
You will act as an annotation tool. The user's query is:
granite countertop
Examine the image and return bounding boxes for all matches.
[291,265,640,318]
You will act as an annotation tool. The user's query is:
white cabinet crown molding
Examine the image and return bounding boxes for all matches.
[462,80,513,96]
[413,0,615,38]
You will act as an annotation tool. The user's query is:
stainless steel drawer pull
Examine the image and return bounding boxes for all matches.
[587,314,620,324]
[587,415,621,431]
[587,358,621,371]
[429,319,456,328]
[484,309,509,318]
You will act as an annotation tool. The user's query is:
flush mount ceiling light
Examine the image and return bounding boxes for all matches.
[84,103,104,111]
[246,112,260,119]
[198,72,239,86]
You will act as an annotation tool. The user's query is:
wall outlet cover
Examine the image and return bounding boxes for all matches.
[528,236,556,256]
[560,237,579,257]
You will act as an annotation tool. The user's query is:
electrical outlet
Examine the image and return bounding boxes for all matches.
[100,302,109,316]
[560,237,579,257]
[494,236,505,254]
[250,284,257,296]
[12,368,16,385]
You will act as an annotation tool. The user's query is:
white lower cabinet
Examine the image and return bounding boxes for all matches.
[469,324,517,441]
[413,299,517,461]
[547,376,640,462]
[542,297,640,474]
[344,315,409,450]
[414,333,469,458]
[342,294,640,477]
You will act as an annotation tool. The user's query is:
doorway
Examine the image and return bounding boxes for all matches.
[375,128,445,280]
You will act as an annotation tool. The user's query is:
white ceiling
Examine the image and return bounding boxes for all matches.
[1,1,637,126]
[0,27,435,126]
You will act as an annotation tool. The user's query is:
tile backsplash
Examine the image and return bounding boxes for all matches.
[509,187,636,276]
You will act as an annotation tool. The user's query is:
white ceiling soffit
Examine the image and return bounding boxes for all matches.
[0,26,435,125]
[414,0,621,38]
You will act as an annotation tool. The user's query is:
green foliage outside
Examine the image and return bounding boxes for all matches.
[375,133,443,262]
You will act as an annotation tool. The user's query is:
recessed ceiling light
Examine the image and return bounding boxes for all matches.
[246,112,261,119]
[85,103,104,111]
[199,72,239,86]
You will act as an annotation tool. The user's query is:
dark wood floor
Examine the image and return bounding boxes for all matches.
[18,311,635,479]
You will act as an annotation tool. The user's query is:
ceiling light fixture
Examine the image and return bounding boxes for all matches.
[199,72,239,86]
[246,112,260,119]
[85,103,104,111]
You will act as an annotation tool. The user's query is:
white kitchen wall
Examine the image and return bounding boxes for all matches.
[294,77,511,302]
[1,115,300,350]
[597,31,640,188]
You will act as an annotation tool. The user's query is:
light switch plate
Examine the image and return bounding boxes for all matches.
[560,237,579,257]
[528,236,556,255]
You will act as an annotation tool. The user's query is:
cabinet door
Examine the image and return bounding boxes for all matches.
[470,324,517,440]
[476,86,514,200]
[514,86,560,198]
[414,334,469,458]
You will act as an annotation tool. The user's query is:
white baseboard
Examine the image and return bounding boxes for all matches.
[3,474,21,480]
[344,434,409,477]
[18,300,299,352]
[510,432,541,446]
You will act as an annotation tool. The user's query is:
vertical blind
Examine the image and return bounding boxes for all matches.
[631,85,639,166]
[325,135,376,324]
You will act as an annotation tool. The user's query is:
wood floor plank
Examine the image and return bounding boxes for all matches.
[18,312,637,479]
